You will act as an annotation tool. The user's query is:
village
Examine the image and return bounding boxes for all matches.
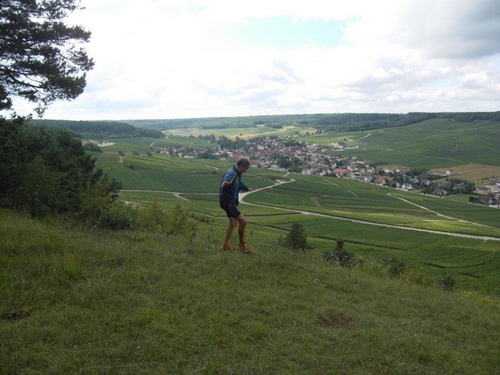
[154,134,500,206]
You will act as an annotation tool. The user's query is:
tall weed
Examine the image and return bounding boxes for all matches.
[137,201,197,240]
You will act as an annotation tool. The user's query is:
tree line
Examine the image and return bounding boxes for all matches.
[29,119,164,140]
[0,117,126,223]
[126,111,500,133]
[0,0,198,234]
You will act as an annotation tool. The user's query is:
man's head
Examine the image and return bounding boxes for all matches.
[236,158,250,173]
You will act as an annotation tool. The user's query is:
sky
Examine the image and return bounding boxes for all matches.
[12,0,500,120]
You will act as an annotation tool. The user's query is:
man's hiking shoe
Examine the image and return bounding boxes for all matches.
[238,242,252,254]
[221,244,232,251]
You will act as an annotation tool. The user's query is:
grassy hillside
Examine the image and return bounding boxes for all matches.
[85,144,500,295]
[1,209,499,374]
[142,118,500,173]
[164,125,317,139]
[301,119,500,169]
[127,113,408,132]
[127,112,500,134]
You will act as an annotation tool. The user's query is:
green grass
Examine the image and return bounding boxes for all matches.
[89,146,500,295]
[1,209,499,374]
[250,210,500,293]
[165,126,315,139]
[94,151,276,192]
[302,119,500,169]
[243,174,500,237]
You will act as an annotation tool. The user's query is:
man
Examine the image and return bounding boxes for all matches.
[219,158,253,253]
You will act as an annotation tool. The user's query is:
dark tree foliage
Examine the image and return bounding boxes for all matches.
[0,117,122,216]
[405,167,428,177]
[385,258,406,278]
[217,135,247,151]
[279,223,311,251]
[450,112,500,122]
[0,0,94,116]
[323,239,355,268]
[128,111,500,134]
[0,2,129,226]
[29,119,164,139]
[439,275,456,291]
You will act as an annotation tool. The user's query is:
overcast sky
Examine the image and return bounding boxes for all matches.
[15,0,500,120]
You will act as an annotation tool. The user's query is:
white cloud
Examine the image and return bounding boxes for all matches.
[8,0,500,120]
[345,0,500,59]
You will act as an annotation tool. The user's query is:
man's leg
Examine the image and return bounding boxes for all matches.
[223,217,238,247]
[236,214,252,253]
[235,213,248,244]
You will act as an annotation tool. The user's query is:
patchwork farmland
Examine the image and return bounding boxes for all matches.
[93,132,500,295]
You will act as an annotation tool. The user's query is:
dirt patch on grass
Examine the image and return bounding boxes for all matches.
[347,190,358,197]
[165,128,202,137]
[318,314,355,330]
[430,163,500,181]
[1,308,30,321]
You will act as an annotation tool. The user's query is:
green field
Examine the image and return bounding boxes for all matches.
[146,118,500,172]
[93,137,500,295]
[301,119,500,169]
[245,175,500,235]
[165,125,316,139]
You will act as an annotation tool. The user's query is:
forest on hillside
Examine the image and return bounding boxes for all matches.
[27,112,500,137]
[127,111,500,133]
[29,119,164,139]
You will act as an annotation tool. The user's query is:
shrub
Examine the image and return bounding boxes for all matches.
[189,213,213,224]
[83,142,102,152]
[80,198,137,230]
[78,175,130,229]
[277,223,311,251]
[401,267,435,287]
[137,200,169,232]
[323,239,355,268]
[385,258,406,279]
[439,275,456,291]
[166,204,197,239]
[137,201,197,240]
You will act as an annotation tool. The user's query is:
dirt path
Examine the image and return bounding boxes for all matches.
[122,190,190,201]
[387,193,466,222]
[355,133,372,141]
[323,179,339,186]
[239,178,295,199]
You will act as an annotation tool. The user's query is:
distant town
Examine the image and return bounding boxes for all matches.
[151,134,500,207]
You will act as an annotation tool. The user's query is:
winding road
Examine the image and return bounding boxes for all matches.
[123,178,500,242]
[239,179,500,242]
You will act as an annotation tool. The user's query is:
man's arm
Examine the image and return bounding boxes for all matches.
[239,180,249,192]
[221,168,237,187]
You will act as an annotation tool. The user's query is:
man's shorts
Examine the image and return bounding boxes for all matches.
[219,197,241,218]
